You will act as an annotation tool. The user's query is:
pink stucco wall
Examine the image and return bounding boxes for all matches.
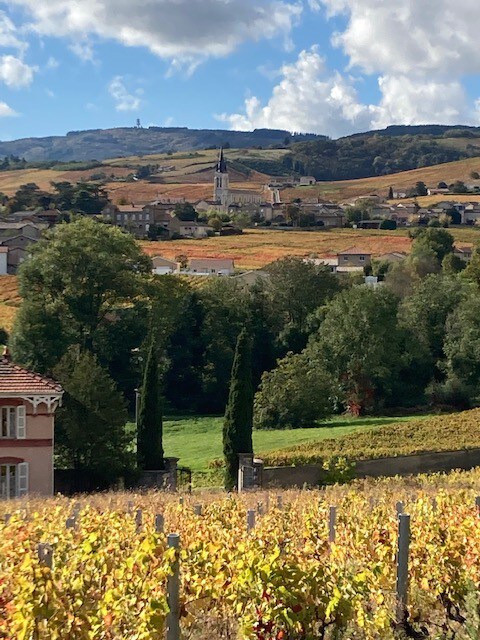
[0,445,53,495]
[0,399,55,497]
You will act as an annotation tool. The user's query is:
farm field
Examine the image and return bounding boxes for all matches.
[2,471,480,638]
[284,156,480,202]
[141,226,480,270]
[0,275,20,332]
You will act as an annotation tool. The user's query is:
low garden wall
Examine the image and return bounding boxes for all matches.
[262,448,480,488]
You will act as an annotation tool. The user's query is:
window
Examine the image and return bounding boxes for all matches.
[343,256,349,261]
[0,406,25,439]
[1,407,16,438]
[360,256,365,262]
[0,462,28,499]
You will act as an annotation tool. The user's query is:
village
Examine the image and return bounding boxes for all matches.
[0,148,479,277]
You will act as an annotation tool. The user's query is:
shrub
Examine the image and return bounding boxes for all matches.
[254,352,334,429]
[426,377,473,410]
[379,219,397,230]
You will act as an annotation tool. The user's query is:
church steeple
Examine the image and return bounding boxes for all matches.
[216,147,228,173]
[213,146,229,206]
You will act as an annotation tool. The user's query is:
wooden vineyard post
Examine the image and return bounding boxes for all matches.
[395,514,411,630]
[329,506,337,544]
[166,533,180,640]
[194,504,202,516]
[396,501,404,517]
[37,543,53,569]
[247,509,256,532]
[135,509,143,534]
[276,495,283,510]
[475,496,480,514]
[66,516,76,530]
[155,514,164,533]
[4,513,10,524]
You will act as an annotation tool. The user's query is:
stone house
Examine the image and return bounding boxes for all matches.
[454,245,473,262]
[152,256,180,275]
[337,247,372,268]
[298,176,316,186]
[187,258,235,275]
[102,204,153,238]
[0,222,47,240]
[0,350,63,498]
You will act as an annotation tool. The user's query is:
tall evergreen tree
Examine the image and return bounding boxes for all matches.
[223,328,254,490]
[137,341,164,470]
[53,347,130,481]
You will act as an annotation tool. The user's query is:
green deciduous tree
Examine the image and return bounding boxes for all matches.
[399,274,468,380]
[137,340,164,471]
[54,347,131,480]
[174,202,197,221]
[223,328,254,491]
[265,256,340,354]
[411,227,454,263]
[308,287,403,415]
[254,351,333,429]
[11,217,152,373]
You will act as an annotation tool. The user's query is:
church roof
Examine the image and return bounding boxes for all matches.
[215,147,228,174]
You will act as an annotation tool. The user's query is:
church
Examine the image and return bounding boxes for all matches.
[213,148,264,208]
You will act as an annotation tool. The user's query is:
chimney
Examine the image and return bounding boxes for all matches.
[2,345,10,360]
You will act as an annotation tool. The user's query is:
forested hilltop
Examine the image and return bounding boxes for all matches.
[287,125,480,180]
[0,127,319,163]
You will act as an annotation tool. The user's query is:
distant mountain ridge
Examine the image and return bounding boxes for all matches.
[0,127,321,162]
[2,123,480,179]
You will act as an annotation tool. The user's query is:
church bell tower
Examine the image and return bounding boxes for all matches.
[214,147,229,206]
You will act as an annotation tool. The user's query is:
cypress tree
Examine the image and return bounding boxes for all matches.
[223,328,254,490]
[137,341,164,470]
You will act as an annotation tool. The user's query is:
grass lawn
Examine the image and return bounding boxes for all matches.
[159,414,431,473]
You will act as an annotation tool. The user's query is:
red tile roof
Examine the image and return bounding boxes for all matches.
[0,355,63,395]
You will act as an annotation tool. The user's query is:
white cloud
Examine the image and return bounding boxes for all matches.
[0,55,36,88]
[8,0,302,67]
[372,76,470,129]
[45,56,59,69]
[0,11,26,52]
[69,40,95,63]
[108,76,142,112]
[319,0,480,78]
[220,47,480,138]
[0,102,18,117]
[219,47,376,137]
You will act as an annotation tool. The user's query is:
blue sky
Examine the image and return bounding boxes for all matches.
[0,0,479,141]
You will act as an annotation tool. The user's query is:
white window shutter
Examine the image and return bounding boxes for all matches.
[17,462,28,497]
[16,406,26,439]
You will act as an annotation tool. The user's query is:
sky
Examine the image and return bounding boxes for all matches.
[0,0,479,141]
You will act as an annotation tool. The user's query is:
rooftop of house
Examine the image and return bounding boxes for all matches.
[337,247,372,256]
[0,350,63,395]
[189,258,234,268]
[0,221,46,229]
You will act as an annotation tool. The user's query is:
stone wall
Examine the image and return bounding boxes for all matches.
[263,465,325,489]
[355,448,480,479]
[262,448,480,489]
